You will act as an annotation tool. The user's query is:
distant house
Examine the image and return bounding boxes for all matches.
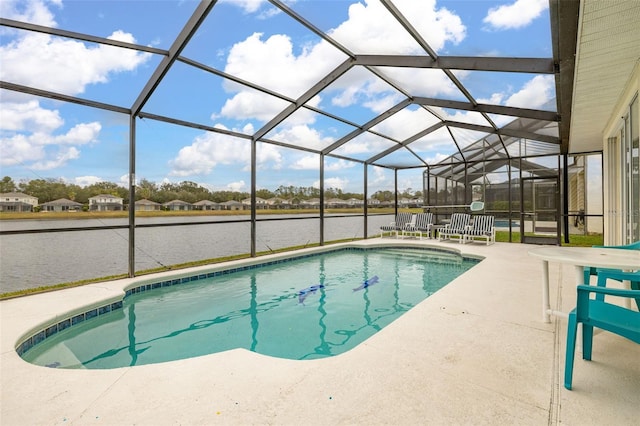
[399,197,421,208]
[267,197,290,209]
[135,199,161,211]
[220,200,243,211]
[193,200,221,211]
[163,199,193,211]
[300,198,320,209]
[346,198,364,207]
[0,192,38,212]
[88,194,124,211]
[242,197,268,209]
[40,198,83,212]
[325,198,346,208]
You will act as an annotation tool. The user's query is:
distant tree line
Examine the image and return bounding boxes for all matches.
[0,176,422,205]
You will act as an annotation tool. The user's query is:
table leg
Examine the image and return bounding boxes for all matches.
[542,260,551,323]
[574,265,585,286]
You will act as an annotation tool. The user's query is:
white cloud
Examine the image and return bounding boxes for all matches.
[269,124,334,152]
[216,0,466,145]
[290,155,319,171]
[118,174,129,188]
[256,143,284,170]
[227,180,246,191]
[218,89,291,122]
[0,30,151,95]
[0,0,60,28]
[370,165,391,188]
[169,132,284,177]
[224,32,346,101]
[1,0,150,96]
[325,159,356,172]
[0,102,101,170]
[52,122,102,145]
[505,75,554,109]
[325,67,405,114]
[0,100,64,133]
[169,132,249,176]
[372,107,441,140]
[313,176,348,191]
[221,0,265,14]
[477,93,505,105]
[74,175,103,187]
[330,0,464,54]
[483,0,548,30]
[30,146,80,171]
[0,1,148,174]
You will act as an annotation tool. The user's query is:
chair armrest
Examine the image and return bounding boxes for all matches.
[596,269,640,280]
[577,284,640,299]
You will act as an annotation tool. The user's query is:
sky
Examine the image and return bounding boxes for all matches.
[0,0,556,195]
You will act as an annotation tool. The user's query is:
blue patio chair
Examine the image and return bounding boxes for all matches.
[438,213,470,243]
[564,285,640,390]
[583,241,640,284]
[596,269,640,309]
[402,212,433,239]
[380,212,413,238]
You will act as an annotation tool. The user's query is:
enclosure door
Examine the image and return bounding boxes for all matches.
[520,177,560,245]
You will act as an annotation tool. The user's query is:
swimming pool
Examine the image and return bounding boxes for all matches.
[18,246,480,369]
[495,219,520,228]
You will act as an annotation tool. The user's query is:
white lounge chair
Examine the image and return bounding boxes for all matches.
[438,213,470,243]
[380,212,413,238]
[464,215,495,245]
[402,212,433,239]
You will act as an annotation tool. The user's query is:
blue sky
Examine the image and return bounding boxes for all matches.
[0,0,555,195]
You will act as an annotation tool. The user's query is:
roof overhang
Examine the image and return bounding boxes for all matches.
[568,0,640,153]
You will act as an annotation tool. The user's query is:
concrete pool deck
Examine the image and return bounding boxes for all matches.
[1,240,639,425]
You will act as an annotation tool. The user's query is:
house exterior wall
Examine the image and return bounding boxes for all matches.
[88,195,124,211]
[0,192,38,212]
[40,199,83,212]
[602,62,639,245]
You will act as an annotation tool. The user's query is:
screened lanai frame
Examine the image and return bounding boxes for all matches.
[0,0,583,281]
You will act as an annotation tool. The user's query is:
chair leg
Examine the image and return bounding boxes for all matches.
[632,281,640,310]
[564,312,579,390]
[582,324,593,361]
[595,274,608,302]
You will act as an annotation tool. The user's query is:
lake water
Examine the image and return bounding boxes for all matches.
[0,214,393,293]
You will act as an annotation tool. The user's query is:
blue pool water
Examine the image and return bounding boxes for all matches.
[495,219,520,227]
[20,247,480,369]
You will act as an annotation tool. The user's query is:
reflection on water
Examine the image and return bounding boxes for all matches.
[21,248,478,368]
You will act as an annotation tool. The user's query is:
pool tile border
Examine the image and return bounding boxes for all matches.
[16,300,124,357]
[16,246,480,359]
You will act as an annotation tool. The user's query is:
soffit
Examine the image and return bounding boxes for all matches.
[569,0,640,153]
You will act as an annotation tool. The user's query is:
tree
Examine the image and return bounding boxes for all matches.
[0,176,16,193]
[137,178,158,200]
[18,178,68,203]
[372,190,394,202]
[256,188,274,200]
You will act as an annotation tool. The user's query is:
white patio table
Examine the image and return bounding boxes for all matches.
[528,246,640,322]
